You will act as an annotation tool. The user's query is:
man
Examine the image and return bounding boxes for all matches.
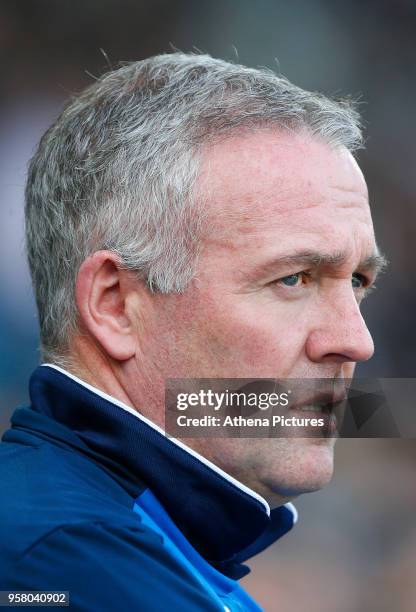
[0,53,385,610]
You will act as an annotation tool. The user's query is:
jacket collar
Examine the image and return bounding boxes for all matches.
[22,364,297,572]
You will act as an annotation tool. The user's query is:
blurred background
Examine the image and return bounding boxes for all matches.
[0,1,415,610]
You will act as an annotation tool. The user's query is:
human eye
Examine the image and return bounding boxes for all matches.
[351,272,367,289]
[276,272,310,288]
[352,272,376,291]
[352,272,377,299]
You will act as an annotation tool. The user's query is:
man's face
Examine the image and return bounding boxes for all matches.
[133,130,380,504]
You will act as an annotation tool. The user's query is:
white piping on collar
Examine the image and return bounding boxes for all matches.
[41,363,297,522]
[285,501,298,524]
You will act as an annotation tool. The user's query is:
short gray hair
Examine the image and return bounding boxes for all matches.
[25,52,363,364]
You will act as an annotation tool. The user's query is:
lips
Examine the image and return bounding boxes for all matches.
[285,386,348,436]
[290,381,347,413]
[296,403,334,413]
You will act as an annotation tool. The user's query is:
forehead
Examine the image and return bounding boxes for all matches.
[197,129,371,237]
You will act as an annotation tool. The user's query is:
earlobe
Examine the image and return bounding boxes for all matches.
[75,251,138,361]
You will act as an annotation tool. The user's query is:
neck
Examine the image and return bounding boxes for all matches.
[64,336,136,410]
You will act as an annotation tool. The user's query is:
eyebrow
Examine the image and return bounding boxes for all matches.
[242,249,389,283]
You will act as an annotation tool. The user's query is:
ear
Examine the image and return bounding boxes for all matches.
[75,251,146,361]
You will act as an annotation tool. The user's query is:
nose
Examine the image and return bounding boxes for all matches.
[306,289,375,365]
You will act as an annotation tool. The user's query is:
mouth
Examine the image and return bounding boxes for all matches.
[288,390,347,436]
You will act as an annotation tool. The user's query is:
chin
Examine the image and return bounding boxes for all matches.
[262,438,336,498]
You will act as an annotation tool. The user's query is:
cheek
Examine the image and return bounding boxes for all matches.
[162,286,310,377]
[202,301,307,376]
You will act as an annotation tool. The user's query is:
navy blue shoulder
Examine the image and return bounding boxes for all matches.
[0,431,142,572]
[1,520,222,611]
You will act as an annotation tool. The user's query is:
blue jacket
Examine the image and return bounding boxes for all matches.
[0,365,297,610]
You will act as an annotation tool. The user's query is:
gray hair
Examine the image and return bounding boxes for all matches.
[25,52,363,364]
